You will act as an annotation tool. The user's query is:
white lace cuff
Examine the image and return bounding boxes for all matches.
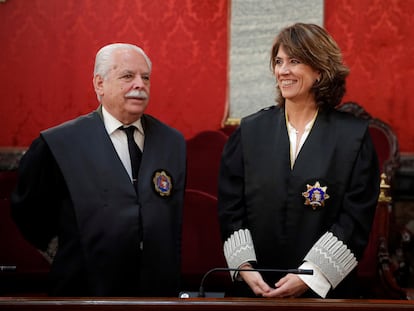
[304,232,357,288]
[223,229,257,279]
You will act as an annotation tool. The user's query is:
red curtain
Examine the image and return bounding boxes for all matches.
[0,0,228,146]
[325,0,414,152]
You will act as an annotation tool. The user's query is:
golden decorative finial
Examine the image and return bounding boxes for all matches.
[378,173,392,203]
[224,118,241,126]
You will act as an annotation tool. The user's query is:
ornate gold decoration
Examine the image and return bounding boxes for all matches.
[224,118,241,126]
[302,181,330,210]
[378,173,392,203]
[152,170,172,197]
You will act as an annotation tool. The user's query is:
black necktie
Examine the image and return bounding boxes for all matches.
[121,125,144,250]
[121,126,142,189]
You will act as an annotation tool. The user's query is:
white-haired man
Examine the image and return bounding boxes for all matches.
[11,43,186,297]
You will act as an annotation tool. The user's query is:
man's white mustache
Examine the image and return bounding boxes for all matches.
[125,90,149,100]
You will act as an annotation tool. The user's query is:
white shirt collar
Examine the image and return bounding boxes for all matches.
[101,106,144,135]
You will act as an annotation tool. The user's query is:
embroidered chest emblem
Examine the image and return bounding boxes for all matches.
[152,170,172,197]
[302,181,330,210]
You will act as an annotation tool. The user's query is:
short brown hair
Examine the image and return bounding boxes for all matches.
[270,23,349,108]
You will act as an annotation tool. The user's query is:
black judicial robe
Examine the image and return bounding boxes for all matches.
[11,110,186,296]
[218,106,380,297]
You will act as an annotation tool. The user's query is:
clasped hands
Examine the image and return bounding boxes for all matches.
[238,263,309,298]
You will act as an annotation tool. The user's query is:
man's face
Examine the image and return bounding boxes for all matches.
[94,48,151,124]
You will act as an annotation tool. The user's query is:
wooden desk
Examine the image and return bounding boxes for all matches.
[0,297,413,311]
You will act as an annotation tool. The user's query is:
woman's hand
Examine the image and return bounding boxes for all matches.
[238,263,272,296]
[262,273,309,298]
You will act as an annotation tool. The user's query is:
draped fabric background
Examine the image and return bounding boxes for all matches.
[228,0,323,119]
[0,0,413,152]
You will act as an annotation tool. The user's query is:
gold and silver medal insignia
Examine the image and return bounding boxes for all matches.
[302,181,330,210]
[152,170,172,197]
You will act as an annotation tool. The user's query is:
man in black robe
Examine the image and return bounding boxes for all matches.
[11,43,186,297]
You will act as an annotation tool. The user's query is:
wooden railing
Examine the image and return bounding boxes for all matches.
[1,297,414,311]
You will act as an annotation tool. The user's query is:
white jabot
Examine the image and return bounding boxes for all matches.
[101,106,145,181]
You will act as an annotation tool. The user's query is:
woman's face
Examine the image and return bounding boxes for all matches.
[274,45,320,104]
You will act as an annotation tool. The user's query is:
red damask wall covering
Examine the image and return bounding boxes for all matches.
[325,0,414,152]
[1,0,413,152]
[0,0,228,145]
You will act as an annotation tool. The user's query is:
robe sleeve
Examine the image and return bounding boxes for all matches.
[218,127,247,241]
[302,129,380,289]
[329,129,380,259]
[218,128,258,277]
[10,136,63,251]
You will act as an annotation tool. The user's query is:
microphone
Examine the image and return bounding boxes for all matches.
[179,267,313,298]
[0,265,17,272]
